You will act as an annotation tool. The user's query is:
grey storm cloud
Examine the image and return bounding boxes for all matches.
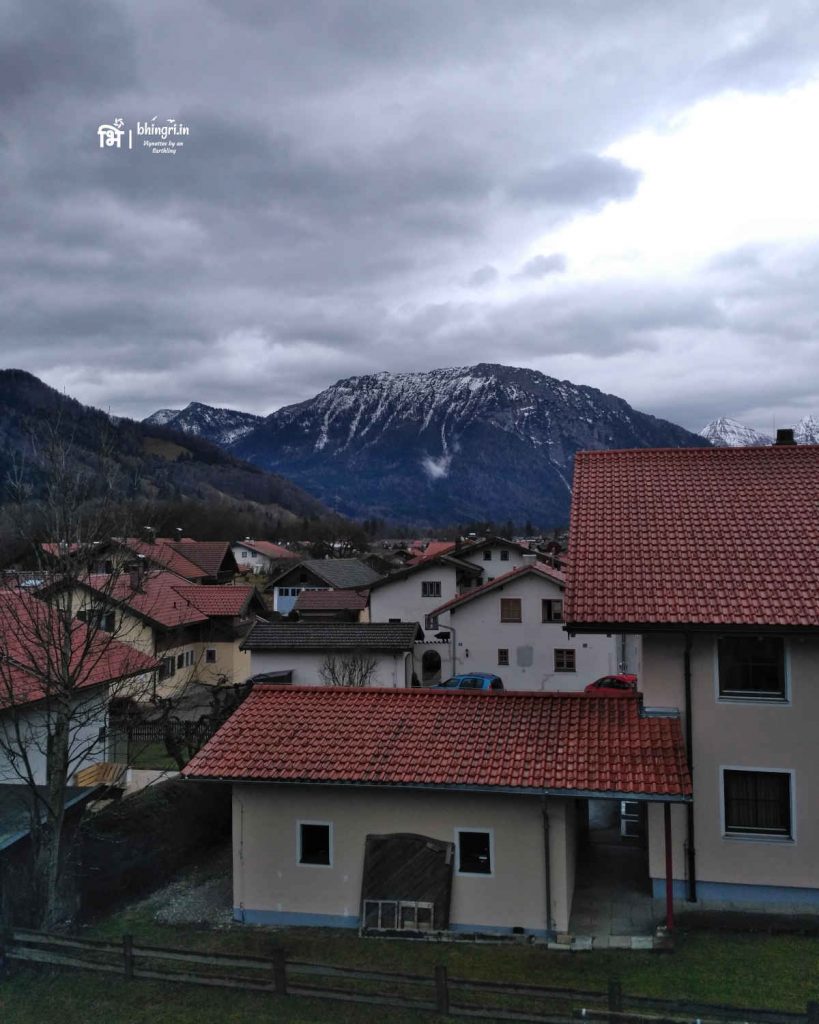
[508,155,642,209]
[514,253,567,279]
[3,0,819,428]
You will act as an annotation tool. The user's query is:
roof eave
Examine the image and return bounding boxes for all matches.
[565,620,819,635]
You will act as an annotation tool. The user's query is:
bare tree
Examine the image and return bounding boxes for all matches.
[0,427,159,927]
[318,649,379,687]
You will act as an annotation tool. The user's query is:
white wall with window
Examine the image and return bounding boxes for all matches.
[462,544,529,576]
[643,632,819,909]
[248,648,413,688]
[433,573,617,691]
[369,564,462,638]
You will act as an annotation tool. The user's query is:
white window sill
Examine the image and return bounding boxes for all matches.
[722,832,794,844]
[717,695,790,707]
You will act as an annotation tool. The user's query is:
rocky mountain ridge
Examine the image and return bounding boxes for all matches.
[700,414,818,446]
[143,402,263,445]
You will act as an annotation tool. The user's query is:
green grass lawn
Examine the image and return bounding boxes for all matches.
[75,903,819,1015]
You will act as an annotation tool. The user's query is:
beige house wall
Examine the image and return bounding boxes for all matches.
[437,575,617,690]
[643,633,819,903]
[232,785,578,934]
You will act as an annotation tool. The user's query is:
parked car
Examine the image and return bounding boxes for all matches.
[584,673,638,696]
[431,673,505,691]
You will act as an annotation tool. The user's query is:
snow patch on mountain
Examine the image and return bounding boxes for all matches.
[144,408,181,427]
[795,414,819,443]
[699,417,772,447]
[143,402,263,446]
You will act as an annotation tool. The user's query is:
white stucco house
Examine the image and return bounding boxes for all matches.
[241,622,423,688]
[231,539,298,576]
[429,560,628,691]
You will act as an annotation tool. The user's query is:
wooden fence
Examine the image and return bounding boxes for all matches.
[2,929,816,1024]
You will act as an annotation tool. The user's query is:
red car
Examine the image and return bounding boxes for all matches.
[584,673,638,696]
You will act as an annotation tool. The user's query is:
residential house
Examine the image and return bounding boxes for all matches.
[430,561,625,690]
[564,441,819,912]
[232,539,299,576]
[268,559,382,615]
[453,536,540,580]
[241,622,423,687]
[66,571,267,698]
[0,590,158,786]
[184,687,690,936]
[367,553,482,638]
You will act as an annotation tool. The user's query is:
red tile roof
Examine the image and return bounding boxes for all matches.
[294,589,369,611]
[84,573,264,628]
[184,687,691,799]
[122,539,209,581]
[565,445,819,628]
[0,591,158,708]
[431,562,565,616]
[236,540,298,560]
[166,541,236,577]
[170,585,258,617]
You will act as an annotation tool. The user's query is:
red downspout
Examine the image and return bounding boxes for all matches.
[664,801,674,931]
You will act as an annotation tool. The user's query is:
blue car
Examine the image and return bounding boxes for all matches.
[431,673,504,691]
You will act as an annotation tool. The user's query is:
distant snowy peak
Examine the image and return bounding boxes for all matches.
[144,408,181,427]
[702,415,819,447]
[143,401,263,446]
[795,414,819,444]
[699,417,772,447]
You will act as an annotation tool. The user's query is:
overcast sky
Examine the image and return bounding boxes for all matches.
[3,0,819,431]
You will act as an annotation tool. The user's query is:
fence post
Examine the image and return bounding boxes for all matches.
[122,933,134,979]
[806,1001,819,1024]
[271,947,287,995]
[435,964,449,1015]
[607,977,622,1023]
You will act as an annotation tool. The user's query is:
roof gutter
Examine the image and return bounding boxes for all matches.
[182,776,692,802]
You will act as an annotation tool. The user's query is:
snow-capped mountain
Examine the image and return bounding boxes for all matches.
[701,414,819,447]
[795,414,819,444]
[230,363,708,526]
[699,417,773,447]
[143,402,263,446]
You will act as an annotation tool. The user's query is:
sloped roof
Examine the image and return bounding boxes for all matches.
[170,585,261,618]
[184,687,691,799]
[87,572,210,629]
[165,541,237,577]
[121,539,209,581]
[241,622,422,651]
[0,590,158,708]
[369,552,482,589]
[294,589,369,612]
[235,540,298,560]
[431,561,565,616]
[0,785,102,852]
[565,445,819,629]
[272,558,382,590]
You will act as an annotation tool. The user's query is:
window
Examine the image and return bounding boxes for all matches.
[455,829,493,875]
[77,608,115,632]
[298,821,332,866]
[542,599,563,622]
[251,551,258,558]
[158,656,176,681]
[497,648,509,666]
[554,649,576,672]
[500,550,509,562]
[421,581,442,598]
[389,617,402,623]
[241,550,248,558]
[205,648,217,664]
[723,770,792,838]
[184,650,194,667]
[424,614,439,630]
[500,598,522,622]
[718,636,786,701]
[482,550,491,561]
[177,653,185,670]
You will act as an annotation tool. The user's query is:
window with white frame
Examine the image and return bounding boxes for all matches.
[298,821,332,866]
[482,550,492,561]
[497,648,509,666]
[455,829,493,875]
[722,769,793,838]
[421,581,442,598]
[241,550,248,558]
[500,549,510,561]
[205,648,217,663]
[717,636,787,701]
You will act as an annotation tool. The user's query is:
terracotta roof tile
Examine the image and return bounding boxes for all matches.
[565,445,819,628]
[184,687,691,798]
